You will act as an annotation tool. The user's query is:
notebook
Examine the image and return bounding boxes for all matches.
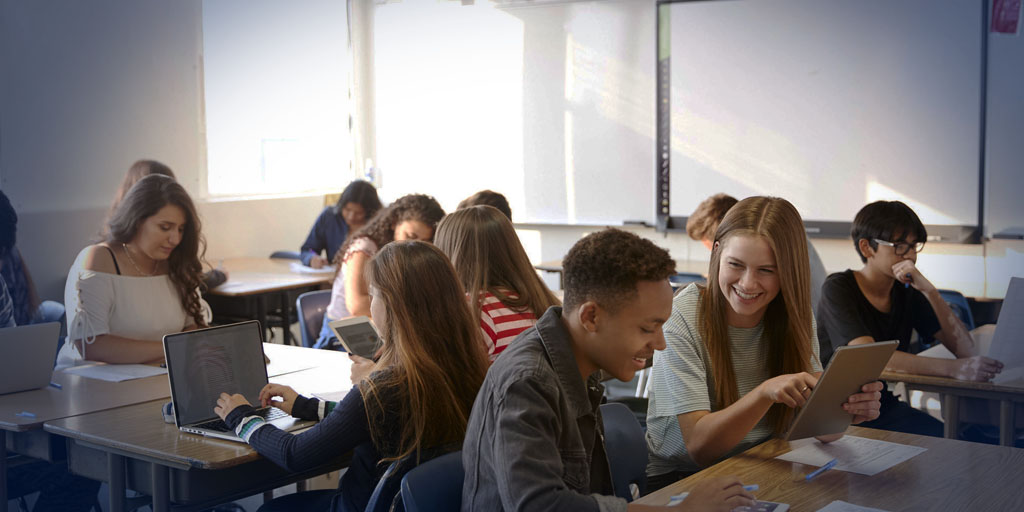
[162,321,314,442]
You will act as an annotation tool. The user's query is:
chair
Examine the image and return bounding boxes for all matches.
[269,250,301,260]
[400,451,464,512]
[296,290,332,348]
[600,402,647,501]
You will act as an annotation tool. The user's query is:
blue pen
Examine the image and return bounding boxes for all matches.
[805,458,838,481]
[904,273,912,288]
[15,411,36,418]
[49,381,62,389]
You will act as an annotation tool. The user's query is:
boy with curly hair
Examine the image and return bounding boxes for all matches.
[462,228,755,511]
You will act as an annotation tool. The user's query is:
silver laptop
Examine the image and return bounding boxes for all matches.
[163,321,314,442]
[0,322,61,395]
[989,277,1024,386]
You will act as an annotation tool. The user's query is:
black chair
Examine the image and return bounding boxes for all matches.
[600,402,648,501]
[269,250,302,260]
[400,451,464,512]
[296,290,332,348]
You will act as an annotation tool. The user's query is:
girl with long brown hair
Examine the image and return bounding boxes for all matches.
[644,196,883,489]
[214,241,487,512]
[434,205,560,362]
[60,174,210,366]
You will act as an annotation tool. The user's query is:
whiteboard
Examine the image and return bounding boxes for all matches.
[664,0,983,227]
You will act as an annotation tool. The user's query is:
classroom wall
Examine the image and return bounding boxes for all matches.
[1,0,1020,304]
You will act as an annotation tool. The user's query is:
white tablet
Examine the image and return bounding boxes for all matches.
[784,341,898,441]
[327,316,382,359]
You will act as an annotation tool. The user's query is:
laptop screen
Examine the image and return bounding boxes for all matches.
[164,321,268,426]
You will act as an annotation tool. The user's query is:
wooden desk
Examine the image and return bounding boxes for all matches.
[535,259,708,289]
[881,370,1024,446]
[206,258,333,346]
[637,426,1024,511]
[44,348,352,512]
[0,343,337,506]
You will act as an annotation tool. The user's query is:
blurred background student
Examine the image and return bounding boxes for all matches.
[457,189,512,221]
[300,180,383,268]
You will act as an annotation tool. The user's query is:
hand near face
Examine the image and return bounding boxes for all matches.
[845,381,883,424]
[891,260,934,293]
[214,393,252,421]
[349,354,375,385]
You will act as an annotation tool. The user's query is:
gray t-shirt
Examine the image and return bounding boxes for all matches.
[645,284,822,476]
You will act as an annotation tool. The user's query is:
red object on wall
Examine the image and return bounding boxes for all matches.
[992,0,1022,34]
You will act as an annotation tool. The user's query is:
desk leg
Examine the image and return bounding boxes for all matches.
[942,394,959,439]
[108,453,126,512]
[281,292,293,346]
[1,430,8,506]
[257,296,269,342]
[1000,400,1016,447]
[151,463,169,512]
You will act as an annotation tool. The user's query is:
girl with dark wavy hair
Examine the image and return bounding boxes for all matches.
[60,174,210,366]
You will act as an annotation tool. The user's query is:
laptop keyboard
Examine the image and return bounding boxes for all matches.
[191,407,287,433]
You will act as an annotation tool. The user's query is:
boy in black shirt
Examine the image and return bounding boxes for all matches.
[817,201,1003,436]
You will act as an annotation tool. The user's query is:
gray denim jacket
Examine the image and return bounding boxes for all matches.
[462,307,628,512]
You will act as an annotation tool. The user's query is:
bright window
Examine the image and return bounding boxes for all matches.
[202,0,350,198]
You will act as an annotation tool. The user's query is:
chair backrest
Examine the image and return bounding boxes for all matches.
[939,289,975,330]
[269,250,301,260]
[400,451,464,512]
[669,272,705,290]
[600,402,647,501]
[362,459,407,512]
[296,290,332,348]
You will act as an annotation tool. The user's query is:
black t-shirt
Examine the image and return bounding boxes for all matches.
[817,270,941,366]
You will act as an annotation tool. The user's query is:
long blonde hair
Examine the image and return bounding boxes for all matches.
[361,241,488,463]
[698,196,814,435]
[434,205,560,321]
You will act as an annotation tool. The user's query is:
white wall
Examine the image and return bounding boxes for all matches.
[1,0,1020,304]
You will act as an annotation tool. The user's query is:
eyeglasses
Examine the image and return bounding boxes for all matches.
[873,239,925,256]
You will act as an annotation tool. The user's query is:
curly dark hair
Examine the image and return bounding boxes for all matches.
[332,194,445,267]
[562,228,676,312]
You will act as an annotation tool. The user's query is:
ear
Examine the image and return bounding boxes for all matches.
[578,301,599,333]
[857,238,875,260]
[712,240,720,252]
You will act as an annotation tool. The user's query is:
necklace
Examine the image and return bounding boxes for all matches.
[122,243,158,276]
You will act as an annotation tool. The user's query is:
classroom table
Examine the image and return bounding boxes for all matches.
[881,370,1024,446]
[535,259,708,289]
[636,426,1024,511]
[0,342,337,507]
[205,257,333,346]
[44,347,351,512]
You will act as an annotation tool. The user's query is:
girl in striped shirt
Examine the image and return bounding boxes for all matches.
[435,205,560,362]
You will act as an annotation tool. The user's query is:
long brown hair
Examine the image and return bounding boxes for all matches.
[435,205,559,321]
[331,194,445,272]
[105,174,208,327]
[361,241,487,463]
[698,196,814,435]
[103,160,176,235]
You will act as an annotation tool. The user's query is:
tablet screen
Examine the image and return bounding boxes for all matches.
[328,318,381,359]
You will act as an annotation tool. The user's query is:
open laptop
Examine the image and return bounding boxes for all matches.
[163,321,314,442]
[989,277,1024,386]
[0,322,61,395]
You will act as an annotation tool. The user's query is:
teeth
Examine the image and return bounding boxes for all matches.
[633,357,646,363]
[734,287,759,300]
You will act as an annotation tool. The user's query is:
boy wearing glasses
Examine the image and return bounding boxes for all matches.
[816,200,1003,436]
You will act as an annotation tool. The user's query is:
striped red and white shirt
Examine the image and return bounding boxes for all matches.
[477,290,538,363]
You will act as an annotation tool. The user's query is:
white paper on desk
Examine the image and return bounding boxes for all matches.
[776,436,926,476]
[817,501,890,512]
[289,262,336,274]
[61,363,167,382]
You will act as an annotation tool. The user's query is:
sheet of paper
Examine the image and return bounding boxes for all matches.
[776,436,926,476]
[289,262,336,274]
[62,363,167,382]
[817,501,890,512]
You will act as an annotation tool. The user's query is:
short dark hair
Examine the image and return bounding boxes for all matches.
[336,180,383,220]
[851,200,927,263]
[0,191,17,260]
[687,193,738,242]
[563,228,676,312]
[458,190,512,221]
